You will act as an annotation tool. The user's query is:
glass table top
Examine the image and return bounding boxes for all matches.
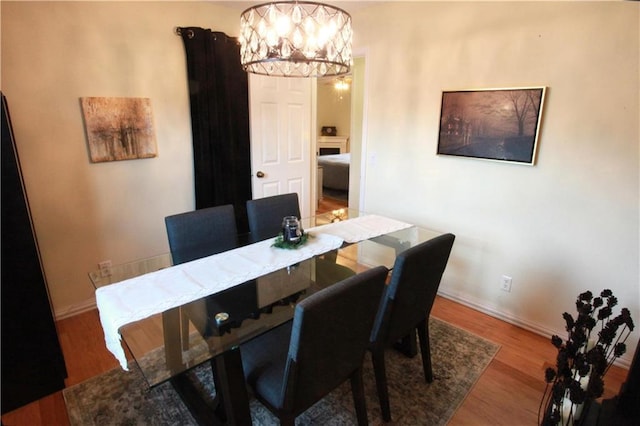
[89,210,442,387]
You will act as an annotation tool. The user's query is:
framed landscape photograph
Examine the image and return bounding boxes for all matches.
[437,87,546,165]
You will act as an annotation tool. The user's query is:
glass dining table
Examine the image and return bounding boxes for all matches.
[90,209,442,425]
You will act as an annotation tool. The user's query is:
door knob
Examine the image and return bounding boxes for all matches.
[256,171,265,178]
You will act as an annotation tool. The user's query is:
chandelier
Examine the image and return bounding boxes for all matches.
[334,76,350,91]
[239,1,352,78]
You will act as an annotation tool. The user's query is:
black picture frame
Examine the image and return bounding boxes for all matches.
[437,87,546,165]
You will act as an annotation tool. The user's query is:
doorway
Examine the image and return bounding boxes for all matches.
[248,58,366,217]
[249,74,313,219]
[315,56,365,214]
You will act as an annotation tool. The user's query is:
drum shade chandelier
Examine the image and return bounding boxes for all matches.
[239,1,352,77]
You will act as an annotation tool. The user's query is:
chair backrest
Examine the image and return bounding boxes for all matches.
[165,204,238,265]
[246,193,301,243]
[281,265,388,412]
[370,233,455,347]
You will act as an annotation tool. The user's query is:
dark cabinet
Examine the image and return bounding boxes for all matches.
[1,93,67,413]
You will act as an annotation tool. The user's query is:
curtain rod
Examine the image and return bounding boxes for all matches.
[175,27,239,44]
[175,27,195,39]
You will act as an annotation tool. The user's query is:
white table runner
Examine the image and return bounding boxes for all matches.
[96,214,413,370]
[307,214,413,243]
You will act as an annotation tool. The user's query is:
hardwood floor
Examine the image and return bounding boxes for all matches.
[2,297,628,425]
[2,199,628,425]
[2,297,627,426]
[317,194,348,214]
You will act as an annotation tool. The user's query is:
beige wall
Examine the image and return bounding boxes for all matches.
[348,56,365,209]
[2,1,638,366]
[1,1,241,316]
[354,1,639,366]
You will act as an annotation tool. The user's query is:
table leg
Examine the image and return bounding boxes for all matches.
[170,372,223,426]
[162,308,186,373]
[393,329,418,358]
[212,347,252,425]
[170,347,252,426]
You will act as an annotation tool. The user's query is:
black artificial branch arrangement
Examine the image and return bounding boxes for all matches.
[539,289,635,425]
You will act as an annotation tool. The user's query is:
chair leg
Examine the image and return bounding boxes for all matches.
[417,319,433,383]
[371,349,392,422]
[350,367,369,426]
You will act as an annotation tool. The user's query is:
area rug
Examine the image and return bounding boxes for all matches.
[63,318,499,425]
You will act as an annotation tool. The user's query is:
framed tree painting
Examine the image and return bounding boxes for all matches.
[437,87,546,165]
[81,97,157,163]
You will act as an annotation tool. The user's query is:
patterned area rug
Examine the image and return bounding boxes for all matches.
[63,317,499,425]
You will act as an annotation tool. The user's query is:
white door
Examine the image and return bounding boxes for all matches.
[249,74,313,218]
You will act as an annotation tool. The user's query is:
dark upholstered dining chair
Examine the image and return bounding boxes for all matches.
[246,192,354,287]
[246,193,301,243]
[369,233,456,422]
[164,204,252,340]
[240,266,389,426]
[165,204,238,265]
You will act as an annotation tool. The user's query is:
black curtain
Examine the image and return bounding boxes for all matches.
[178,27,252,233]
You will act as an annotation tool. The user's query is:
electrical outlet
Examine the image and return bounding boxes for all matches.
[500,275,512,292]
[99,260,112,278]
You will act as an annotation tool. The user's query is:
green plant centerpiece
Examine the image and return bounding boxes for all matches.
[539,289,635,425]
[272,232,311,249]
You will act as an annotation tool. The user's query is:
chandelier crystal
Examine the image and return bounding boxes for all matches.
[239,1,352,78]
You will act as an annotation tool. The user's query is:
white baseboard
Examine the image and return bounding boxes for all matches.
[437,289,632,370]
[55,297,96,320]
